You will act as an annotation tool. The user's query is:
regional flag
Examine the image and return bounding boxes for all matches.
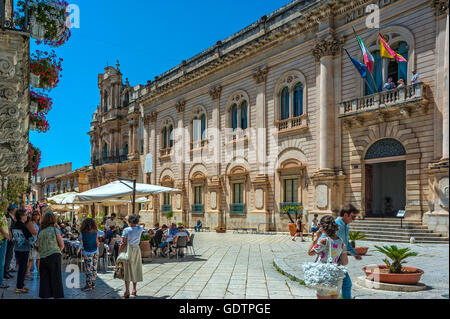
[379,33,407,62]
[345,49,368,79]
[356,35,375,73]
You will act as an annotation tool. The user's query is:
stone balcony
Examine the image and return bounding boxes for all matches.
[339,83,429,123]
[275,115,308,134]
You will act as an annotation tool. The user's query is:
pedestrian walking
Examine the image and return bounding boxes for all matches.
[292,215,304,242]
[119,214,144,298]
[4,204,17,279]
[12,208,34,294]
[36,211,64,298]
[306,215,348,299]
[0,209,11,289]
[334,204,362,299]
[25,211,41,280]
[79,218,104,291]
[310,213,319,239]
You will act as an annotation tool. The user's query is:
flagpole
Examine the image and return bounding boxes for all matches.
[352,26,379,93]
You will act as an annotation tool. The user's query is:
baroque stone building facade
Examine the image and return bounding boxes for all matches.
[0,0,30,179]
[88,0,449,234]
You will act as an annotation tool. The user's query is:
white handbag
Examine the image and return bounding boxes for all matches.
[302,237,347,293]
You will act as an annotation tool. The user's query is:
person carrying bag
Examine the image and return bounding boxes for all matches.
[303,215,348,299]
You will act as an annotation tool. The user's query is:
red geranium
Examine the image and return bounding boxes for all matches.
[30,50,63,90]
[25,143,42,176]
[29,113,50,133]
[30,89,52,114]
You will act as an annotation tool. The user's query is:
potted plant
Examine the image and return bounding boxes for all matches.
[29,112,50,133]
[139,234,152,258]
[30,50,63,90]
[363,245,423,285]
[24,143,41,176]
[215,226,226,233]
[349,231,369,255]
[280,204,302,236]
[166,210,174,224]
[17,0,71,47]
[30,90,52,114]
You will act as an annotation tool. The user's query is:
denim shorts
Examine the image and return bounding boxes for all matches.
[311,227,319,232]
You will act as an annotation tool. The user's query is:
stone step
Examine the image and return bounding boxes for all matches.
[353,220,423,226]
[359,218,422,222]
[350,224,429,230]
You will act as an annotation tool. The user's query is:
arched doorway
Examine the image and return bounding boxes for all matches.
[364,138,406,217]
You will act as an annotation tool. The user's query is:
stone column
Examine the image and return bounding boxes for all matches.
[310,33,345,216]
[149,112,158,185]
[442,12,449,160]
[128,122,133,157]
[143,117,150,155]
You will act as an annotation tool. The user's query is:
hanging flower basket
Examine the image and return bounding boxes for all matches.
[30,50,63,90]
[30,90,52,114]
[30,73,41,87]
[25,143,42,176]
[18,0,71,47]
[29,112,50,133]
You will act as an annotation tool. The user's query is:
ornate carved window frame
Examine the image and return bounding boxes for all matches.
[225,90,250,143]
[190,105,208,150]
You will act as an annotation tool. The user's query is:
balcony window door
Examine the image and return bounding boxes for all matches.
[231,103,238,131]
[240,101,247,130]
[233,183,243,204]
[103,143,108,159]
[283,178,299,204]
[194,186,203,204]
[280,87,289,120]
[293,83,303,117]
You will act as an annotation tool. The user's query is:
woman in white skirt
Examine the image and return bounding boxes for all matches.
[119,214,145,298]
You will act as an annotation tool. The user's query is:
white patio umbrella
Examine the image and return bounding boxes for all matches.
[69,180,179,205]
[46,192,79,205]
[100,197,152,207]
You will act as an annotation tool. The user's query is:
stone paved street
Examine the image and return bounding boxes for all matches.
[0,232,448,299]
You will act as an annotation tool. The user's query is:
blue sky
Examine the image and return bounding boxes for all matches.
[30,0,292,171]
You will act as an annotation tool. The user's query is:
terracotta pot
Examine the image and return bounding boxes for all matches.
[216,229,226,233]
[354,247,369,255]
[362,265,424,285]
[139,240,151,258]
[288,223,297,236]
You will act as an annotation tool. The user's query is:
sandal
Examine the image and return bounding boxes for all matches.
[122,293,130,299]
[131,290,137,296]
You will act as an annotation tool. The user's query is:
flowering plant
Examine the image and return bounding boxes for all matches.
[30,50,63,90]
[29,113,50,133]
[30,89,52,114]
[25,143,42,176]
[17,0,71,47]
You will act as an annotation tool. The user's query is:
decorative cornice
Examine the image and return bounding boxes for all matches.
[175,99,186,113]
[431,0,449,15]
[312,33,344,62]
[253,66,269,84]
[208,85,222,100]
[148,111,158,122]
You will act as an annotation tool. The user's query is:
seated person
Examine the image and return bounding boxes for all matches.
[105,225,115,245]
[397,78,405,88]
[153,223,160,231]
[173,226,190,258]
[168,223,178,237]
[194,220,202,232]
[154,224,169,257]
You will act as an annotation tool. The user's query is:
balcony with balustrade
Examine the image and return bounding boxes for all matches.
[275,115,308,134]
[230,203,245,215]
[339,83,429,124]
[191,204,204,215]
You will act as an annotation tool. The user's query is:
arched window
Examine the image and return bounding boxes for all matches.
[280,87,289,120]
[293,83,303,117]
[231,103,238,130]
[168,125,174,148]
[103,91,108,112]
[103,143,108,159]
[200,114,206,140]
[365,138,406,160]
[240,101,247,130]
[386,41,408,85]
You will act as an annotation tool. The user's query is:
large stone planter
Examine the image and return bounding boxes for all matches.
[139,240,151,258]
[363,265,424,285]
[288,223,297,236]
[216,229,226,233]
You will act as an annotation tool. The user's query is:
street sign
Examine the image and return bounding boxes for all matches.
[396,210,406,218]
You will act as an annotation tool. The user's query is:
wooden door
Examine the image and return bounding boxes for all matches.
[365,164,373,216]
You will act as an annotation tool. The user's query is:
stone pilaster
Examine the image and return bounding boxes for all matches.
[253,66,268,174]
[209,85,222,176]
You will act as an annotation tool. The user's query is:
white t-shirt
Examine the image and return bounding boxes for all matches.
[122,225,144,245]
[105,219,117,230]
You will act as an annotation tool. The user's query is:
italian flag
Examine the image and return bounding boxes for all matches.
[356,35,375,73]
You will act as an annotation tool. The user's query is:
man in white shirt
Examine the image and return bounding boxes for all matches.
[104,213,117,231]
[411,70,419,84]
[173,226,190,258]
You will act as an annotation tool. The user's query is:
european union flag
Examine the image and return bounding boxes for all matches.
[345,49,368,79]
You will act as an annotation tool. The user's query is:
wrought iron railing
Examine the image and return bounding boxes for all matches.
[92,154,129,167]
[1,0,30,32]
[191,204,204,214]
[230,203,245,214]
[161,204,172,213]
[340,83,427,116]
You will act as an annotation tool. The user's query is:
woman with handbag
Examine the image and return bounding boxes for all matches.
[119,214,144,299]
[36,211,65,298]
[305,215,348,299]
[79,218,104,291]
